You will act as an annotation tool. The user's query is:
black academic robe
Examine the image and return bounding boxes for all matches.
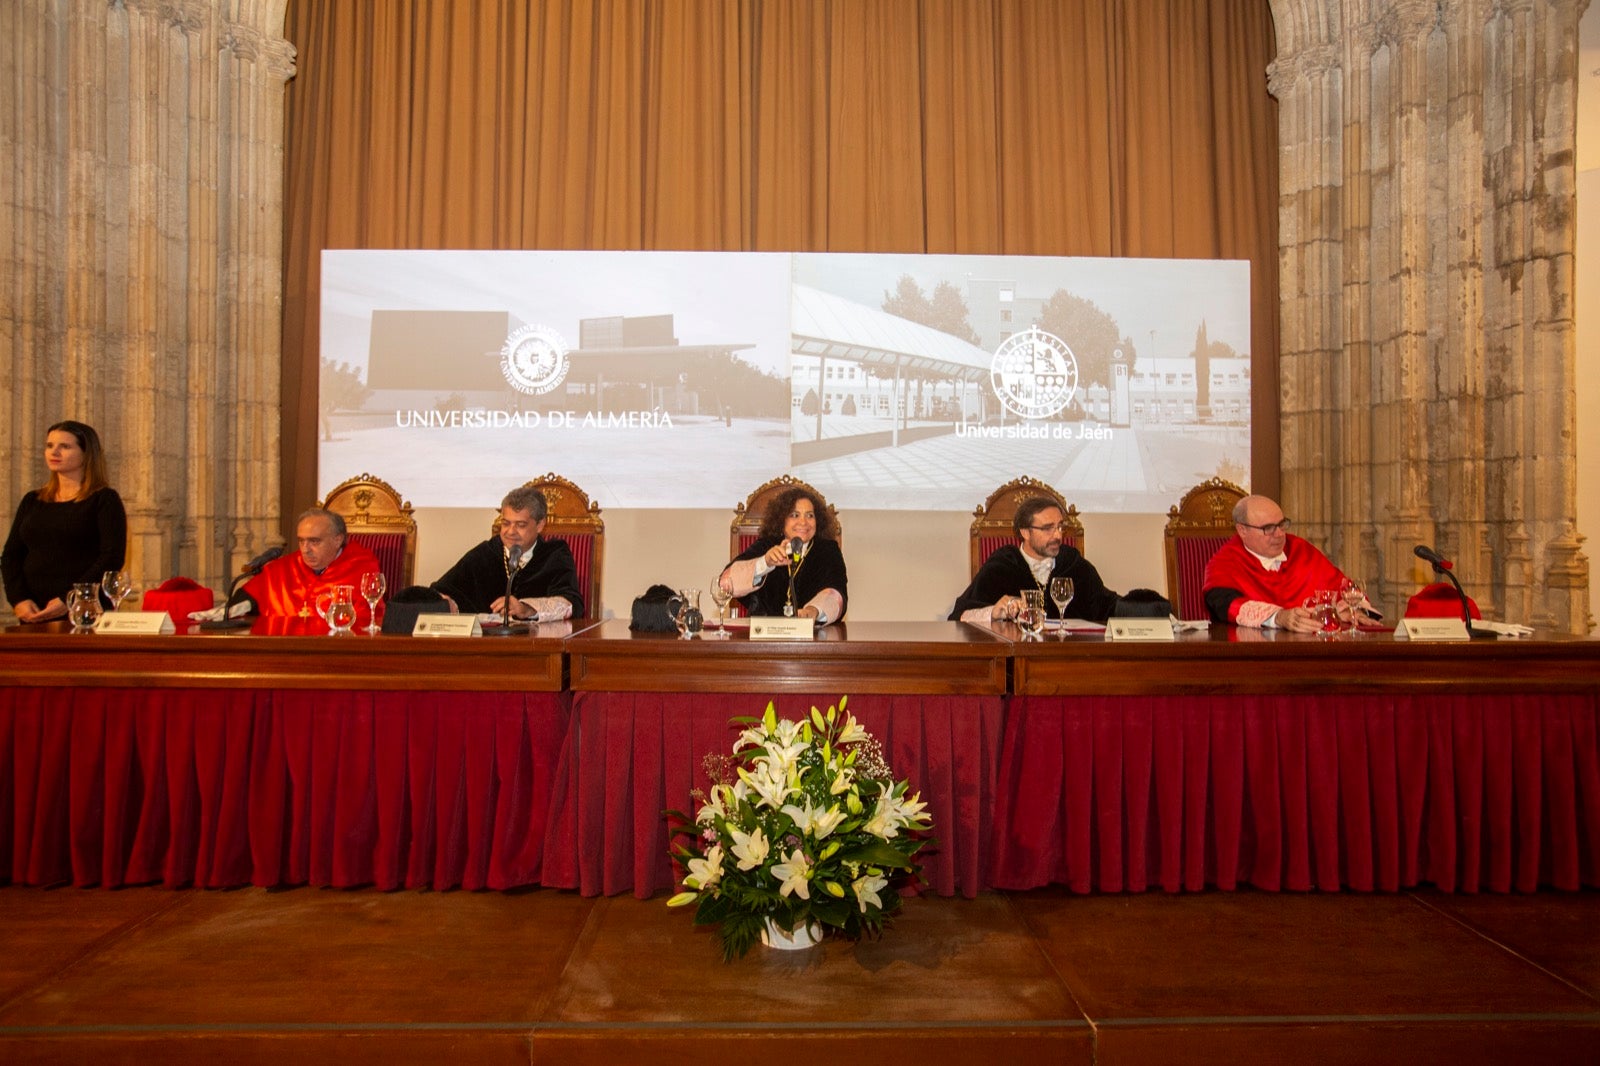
[947,544,1118,623]
[431,537,585,616]
[729,536,848,620]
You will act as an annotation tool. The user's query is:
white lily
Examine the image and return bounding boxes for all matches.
[852,873,888,913]
[738,760,795,809]
[695,783,731,827]
[684,843,725,891]
[763,719,810,774]
[836,713,868,745]
[781,801,845,841]
[729,825,770,871]
[770,847,812,899]
[863,794,898,839]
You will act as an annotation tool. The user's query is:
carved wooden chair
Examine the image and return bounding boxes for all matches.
[968,476,1083,578]
[729,474,842,558]
[1163,477,1248,620]
[491,473,605,617]
[320,473,417,593]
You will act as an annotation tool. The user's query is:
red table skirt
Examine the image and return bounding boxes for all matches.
[6,689,1596,896]
[989,694,1600,893]
[1,688,569,890]
[539,692,1004,899]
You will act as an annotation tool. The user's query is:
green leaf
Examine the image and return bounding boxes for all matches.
[809,897,850,926]
[838,842,918,868]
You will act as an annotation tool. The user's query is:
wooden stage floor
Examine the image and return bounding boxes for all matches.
[1,884,1596,1064]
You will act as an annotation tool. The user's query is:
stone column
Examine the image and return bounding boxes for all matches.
[0,0,292,605]
[1269,0,1591,631]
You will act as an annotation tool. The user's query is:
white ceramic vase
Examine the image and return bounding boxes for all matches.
[760,917,822,950]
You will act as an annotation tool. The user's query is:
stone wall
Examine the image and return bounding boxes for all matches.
[1271,0,1592,631]
[1,0,291,595]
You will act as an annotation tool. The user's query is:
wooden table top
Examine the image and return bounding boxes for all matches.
[4,616,1595,696]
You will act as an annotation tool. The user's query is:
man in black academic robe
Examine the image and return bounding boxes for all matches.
[431,485,584,619]
[948,497,1117,624]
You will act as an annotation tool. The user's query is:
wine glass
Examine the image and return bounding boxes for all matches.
[707,578,732,636]
[101,570,134,612]
[359,572,387,634]
[1048,577,1075,637]
[1338,577,1368,633]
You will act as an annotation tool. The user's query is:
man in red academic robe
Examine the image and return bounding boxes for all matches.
[1202,494,1369,633]
[239,508,381,628]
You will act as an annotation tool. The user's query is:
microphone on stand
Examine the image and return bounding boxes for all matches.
[487,543,531,636]
[201,546,285,630]
[1412,544,1493,639]
[787,537,803,617]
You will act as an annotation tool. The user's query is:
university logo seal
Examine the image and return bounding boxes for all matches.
[500,324,571,395]
[990,326,1079,420]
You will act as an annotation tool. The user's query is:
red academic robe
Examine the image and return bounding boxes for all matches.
[242,541,382,628]
[1201,533,1348,624]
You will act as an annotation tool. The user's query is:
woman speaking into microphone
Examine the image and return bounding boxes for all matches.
[719,485,846,624]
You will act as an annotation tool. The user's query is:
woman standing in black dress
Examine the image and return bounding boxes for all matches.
[3,421,127,623]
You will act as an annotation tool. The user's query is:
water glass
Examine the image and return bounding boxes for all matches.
[68,583,103,630]
[317,585,358,635]
[1302,589,1340,637]
[1019,589,1047,638]
[669,588,704,639]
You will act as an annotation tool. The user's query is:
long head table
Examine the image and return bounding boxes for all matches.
[0,617,583,691]
[566,618,1011,694]
[2,619,1596,898]
[1009,625,1600,695]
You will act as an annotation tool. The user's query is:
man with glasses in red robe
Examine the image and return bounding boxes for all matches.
[1202,494,1370,633]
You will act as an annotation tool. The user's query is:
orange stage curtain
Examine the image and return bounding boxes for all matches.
[282,0,1279,523]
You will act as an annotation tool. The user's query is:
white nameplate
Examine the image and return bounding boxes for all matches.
[1105,618,1176,642]
[412,614,483,637]
[94,611,176,635]
[1400,617,1470,642]
[749,617,815,640]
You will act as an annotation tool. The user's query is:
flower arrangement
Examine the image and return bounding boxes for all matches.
[667,697,933,959]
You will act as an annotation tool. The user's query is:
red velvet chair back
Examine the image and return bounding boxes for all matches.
[1163,477,1247,621]
[348,532,410,598]
[968,477,1081,577]
[320,473,417,594]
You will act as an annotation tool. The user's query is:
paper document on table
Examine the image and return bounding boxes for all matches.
[1049,618,1106,632]
[1473,620,1535,638]
[1172,618,1210,632]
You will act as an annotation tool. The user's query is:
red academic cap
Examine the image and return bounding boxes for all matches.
[142,576,215,625]
[1404,581,1480,620]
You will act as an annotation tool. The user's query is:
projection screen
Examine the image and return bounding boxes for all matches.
[319,250,1251,513]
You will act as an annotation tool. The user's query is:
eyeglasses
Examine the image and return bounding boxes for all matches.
[1025,522,1067,534]
[1238,518,1292,535]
